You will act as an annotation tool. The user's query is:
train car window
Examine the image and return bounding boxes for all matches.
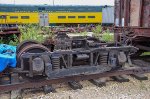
[0,8,7,11]
[21,16,30,19]
[58,16,66,19]
[79,8,84,11]
[68,16,76,18]
[10,16,18,19]
[88,16,95,18]
[78,16,86,18]
[0,16,6,19]
[38,7,45,10]
[58,9,64,11]
[88,8,92,11]
[69,8,74,11]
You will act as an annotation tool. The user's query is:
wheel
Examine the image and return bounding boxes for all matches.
[16,40,39,54]
[17,44,50,68]
[17,44,51,79]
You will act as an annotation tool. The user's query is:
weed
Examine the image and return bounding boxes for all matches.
[92,25,114,42]
[101,29,114,42]
[92,24,102,39]
[19,24,53,43]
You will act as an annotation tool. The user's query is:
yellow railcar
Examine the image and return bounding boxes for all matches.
[0,4,104,26]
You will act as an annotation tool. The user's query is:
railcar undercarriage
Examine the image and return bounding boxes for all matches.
[1,32,150,94]
[14,32,137,78]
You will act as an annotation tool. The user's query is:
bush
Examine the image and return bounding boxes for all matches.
[101,29,114,42]
[8,34,19,46]
[92,25,114,42]
[92,24,102,39]
[19,24,53,43]
[19,24,43,42]
[0,34,19,46]
[0,24,53,46]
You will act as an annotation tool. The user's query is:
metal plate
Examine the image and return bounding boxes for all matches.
[39,13,49,26]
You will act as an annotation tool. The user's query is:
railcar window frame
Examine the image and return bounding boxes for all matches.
[88,16,95,18]
[38,7,45,11]
[68,16,76,18]
[78,16,86,18]
[10,16,18,19]
[21,16,30,19]
[58,16,66,19]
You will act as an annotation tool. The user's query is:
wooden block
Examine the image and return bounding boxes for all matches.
[43,85,56,94]
[131,74,148,80]
[112,75,129,83]
[68,81,83,90]
[90,78,106,87]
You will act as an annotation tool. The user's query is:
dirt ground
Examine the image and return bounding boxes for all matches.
[19,74,150,99]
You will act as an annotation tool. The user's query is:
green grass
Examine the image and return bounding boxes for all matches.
[0,24,114,46]
[141,52,150,56]
[93,25,114,42]
[92,24,103,39]
[101,30,114,42]
[19,24,53,43]
[0,24,54,46]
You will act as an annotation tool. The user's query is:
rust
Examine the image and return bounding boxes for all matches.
[114,0,150,52]
[1,66,150,93]
[0,27,20,35]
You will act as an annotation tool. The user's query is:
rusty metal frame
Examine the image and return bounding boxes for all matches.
[114,27,150,42]
[114,0,150,44]
[1,65,150,93]
[13,46,136,78]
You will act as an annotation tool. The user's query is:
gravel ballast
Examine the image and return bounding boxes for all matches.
[23,74,150,99]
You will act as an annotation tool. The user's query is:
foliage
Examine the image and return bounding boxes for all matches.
[0,24,53,46]
[19,24,43,42]
[19,24,53,43]
[92,25,114,42]
[0,34,19,46]
[8,34,19,46]
[101,29,114,42]
[92,24,103,39]
[0,24,114,46]
[0,37,3,44]
[141,52,150,56]
[81,31,87,36]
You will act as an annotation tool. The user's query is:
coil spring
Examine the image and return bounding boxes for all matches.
[52,57,60,70]
[100,53,108,65]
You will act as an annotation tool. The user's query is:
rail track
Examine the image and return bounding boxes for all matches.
[0,66,150,93]
[0,56,150,96]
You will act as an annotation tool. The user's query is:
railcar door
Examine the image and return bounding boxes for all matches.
[39,13,49,26]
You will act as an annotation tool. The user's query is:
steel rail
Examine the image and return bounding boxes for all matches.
[0,66,150,93]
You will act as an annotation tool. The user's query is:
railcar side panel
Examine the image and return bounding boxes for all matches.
[49,12,102,24]
[0,12,39,24]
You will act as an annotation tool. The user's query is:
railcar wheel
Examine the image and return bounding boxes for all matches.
[17,44,50,63]
[17,44,50,69]
[17,44,50,79]
[16,40,39,54]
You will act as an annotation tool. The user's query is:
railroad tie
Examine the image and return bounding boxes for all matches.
[89,78,107,87]
[43,85,56,94]
[111,75,130,83]
[68,81,83,90]
[130,74,148,81]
